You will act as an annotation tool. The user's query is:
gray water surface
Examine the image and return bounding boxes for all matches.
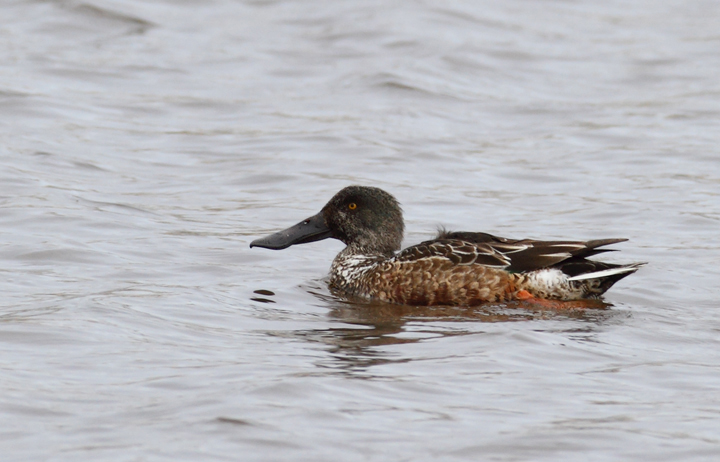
[1,0,720,460]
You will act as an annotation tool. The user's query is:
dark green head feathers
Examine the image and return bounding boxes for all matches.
[321,186,404,255]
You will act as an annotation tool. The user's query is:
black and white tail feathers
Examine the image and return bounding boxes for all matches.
[436,229,645,295]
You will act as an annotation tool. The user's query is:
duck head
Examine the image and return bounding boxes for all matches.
[250,186,404,255]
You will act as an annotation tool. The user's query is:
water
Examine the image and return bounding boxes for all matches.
[1,0,719,460]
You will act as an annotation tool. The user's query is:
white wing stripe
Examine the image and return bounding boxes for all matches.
[550,243,584,249]
[568,266,639,281]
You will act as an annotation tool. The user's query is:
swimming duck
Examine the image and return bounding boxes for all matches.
[250,186,644,306]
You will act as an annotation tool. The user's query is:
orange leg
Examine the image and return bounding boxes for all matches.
[516,289,534,300]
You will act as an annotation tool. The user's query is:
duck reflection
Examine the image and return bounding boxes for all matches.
[288,284,618,375]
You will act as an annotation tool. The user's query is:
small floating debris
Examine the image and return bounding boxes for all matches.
[253,289,275,296]
[251,289,276,303]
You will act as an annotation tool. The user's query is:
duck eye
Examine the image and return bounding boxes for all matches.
[348,203,357,210]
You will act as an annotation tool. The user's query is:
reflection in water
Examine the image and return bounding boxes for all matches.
[277,286,620,376]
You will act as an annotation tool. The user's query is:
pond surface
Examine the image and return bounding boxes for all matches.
[1,0,719,460]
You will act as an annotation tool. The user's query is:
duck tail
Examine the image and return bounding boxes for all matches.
[567,262,646,282]
[567,262,646,296]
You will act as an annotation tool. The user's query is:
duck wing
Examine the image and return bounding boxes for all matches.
[394,239,512,268]
[403,231,629,273]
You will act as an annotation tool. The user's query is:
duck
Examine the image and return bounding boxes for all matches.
[250,186,645,306]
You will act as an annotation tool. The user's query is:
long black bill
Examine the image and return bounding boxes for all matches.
[249,211,332,250]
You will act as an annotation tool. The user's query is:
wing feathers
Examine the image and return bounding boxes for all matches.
[395,239,510,268]
[400,231,632,273]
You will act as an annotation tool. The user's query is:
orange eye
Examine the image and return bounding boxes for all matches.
[348,203,357,210]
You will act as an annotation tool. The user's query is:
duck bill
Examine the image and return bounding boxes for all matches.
[250,211,332,250]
